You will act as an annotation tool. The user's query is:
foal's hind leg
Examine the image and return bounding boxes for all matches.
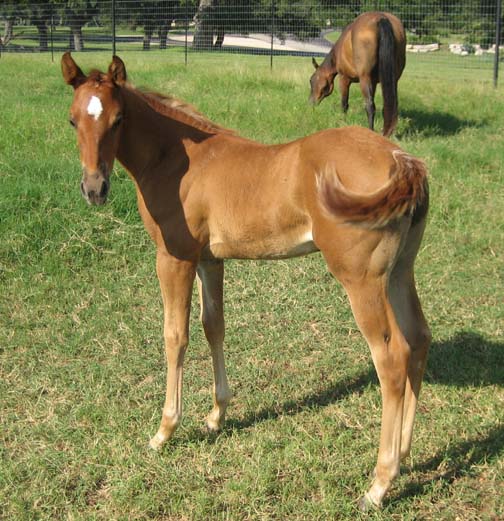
[389,273,431,461]
[388,224,431,461]
[359,75,377,131]
[343,276,410,509]
[197,260,232,432]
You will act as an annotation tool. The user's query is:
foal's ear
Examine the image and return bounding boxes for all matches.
[61,52,86,89]
[312,57,319,70]
[108,55,127,86]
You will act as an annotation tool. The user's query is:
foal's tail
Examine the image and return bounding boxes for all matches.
[317,151,429,229]
[378,17,398,137]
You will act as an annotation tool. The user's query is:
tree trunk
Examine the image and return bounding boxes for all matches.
[143,25,153,50]
[1,19,14,47]
[214,27,224,49]
[71,25,84,51]
[193,0,214,50]
[159,25,168,50]
[35,23,49,52]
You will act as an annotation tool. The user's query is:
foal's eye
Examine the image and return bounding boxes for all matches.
[112,114,123,130]
[69,118,76,128]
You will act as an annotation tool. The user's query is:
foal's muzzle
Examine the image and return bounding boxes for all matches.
[80,175,109,206]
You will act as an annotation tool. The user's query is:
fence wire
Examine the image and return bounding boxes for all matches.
[1,1,502,82]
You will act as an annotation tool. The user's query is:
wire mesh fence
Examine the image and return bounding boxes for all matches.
[1,1,502,82]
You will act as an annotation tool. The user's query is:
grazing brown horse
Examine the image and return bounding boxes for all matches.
[309,11,406,137]
[62,53,430,510]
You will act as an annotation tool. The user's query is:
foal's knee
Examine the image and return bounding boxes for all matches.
[164,331,189,363]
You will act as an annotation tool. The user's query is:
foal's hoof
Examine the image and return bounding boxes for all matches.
[358,494,379,513]
[205,413,224,434]
[205,419,222,434]
[149,433,167,451]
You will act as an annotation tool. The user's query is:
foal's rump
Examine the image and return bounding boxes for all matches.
[299,126,428,232]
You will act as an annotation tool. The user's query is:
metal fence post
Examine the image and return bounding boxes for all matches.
[112,0,116,56]
[495,0,502,87]
[270,0,275,70]
[185,0,188,66]
[50,4,54,63]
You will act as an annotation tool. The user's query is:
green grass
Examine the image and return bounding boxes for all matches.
[1,52,503,520]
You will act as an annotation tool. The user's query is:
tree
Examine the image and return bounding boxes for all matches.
[115,0,181,51]
[193,0,215,49]
[62,0,98,51]
[0,1,25,49]
[30,0,53,52]
[139,1,178,50]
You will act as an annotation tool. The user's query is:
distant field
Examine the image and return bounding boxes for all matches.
[0,52,503,520]
[2,24,499,83]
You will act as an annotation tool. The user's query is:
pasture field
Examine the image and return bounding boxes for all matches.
[0,52,503,520]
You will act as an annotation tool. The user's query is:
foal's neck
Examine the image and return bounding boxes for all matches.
[116,87,211,183]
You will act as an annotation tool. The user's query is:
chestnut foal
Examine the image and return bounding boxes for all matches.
[62,53,430,510]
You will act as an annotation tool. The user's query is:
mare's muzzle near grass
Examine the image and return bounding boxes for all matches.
[62,52,430,510]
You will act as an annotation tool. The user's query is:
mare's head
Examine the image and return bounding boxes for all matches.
[308,57,335,105]
[61,52,127,205]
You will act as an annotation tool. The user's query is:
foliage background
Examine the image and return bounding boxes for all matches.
[1,0,503,52]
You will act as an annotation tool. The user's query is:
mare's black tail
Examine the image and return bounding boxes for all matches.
[378,17,398,137]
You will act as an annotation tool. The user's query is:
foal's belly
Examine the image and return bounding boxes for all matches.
[204,228,319,261]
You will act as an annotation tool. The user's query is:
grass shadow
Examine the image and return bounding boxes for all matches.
[225,368,376,432]
[181,331,502,441]
[426,331,504,387]
[392,422,504,504]
[397,107,484,138]
[178,367,376,443]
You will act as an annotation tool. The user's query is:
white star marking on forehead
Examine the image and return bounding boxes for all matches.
[87,95,103,120]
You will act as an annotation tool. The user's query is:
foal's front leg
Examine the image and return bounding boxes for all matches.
[149,250,196,450]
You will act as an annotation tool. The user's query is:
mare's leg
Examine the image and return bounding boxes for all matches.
[339,76,351,114]
[388,223,431,461]
[343,275,410,509]
[359,75,377,131]
[196,260,232,432]
[149,251,196,450]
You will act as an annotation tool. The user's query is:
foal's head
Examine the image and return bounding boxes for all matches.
[308,57,335,105]
[62,52,127,205]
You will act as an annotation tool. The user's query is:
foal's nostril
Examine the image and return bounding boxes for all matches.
[80,181,86,196]
[100,180,109,198]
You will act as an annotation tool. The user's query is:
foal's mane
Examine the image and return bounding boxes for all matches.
[87,70,232,135]
[126,83,234,136]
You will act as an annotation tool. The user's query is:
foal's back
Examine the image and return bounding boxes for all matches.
[186,126,399,261]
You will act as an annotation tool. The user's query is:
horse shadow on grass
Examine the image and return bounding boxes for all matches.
[183,330,502,446]
[391,331,504,506]
[396,106,485,138]
[176,331,503,508]
[391,421,504,506]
